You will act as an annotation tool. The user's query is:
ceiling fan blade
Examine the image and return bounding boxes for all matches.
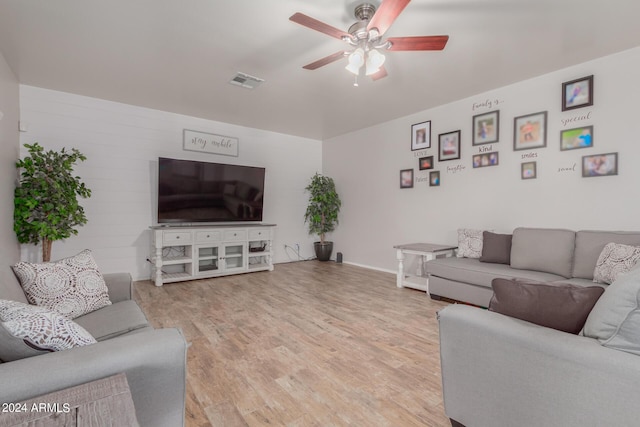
[367,0,411,36]
[303,51,347,70]
[387,35,449,51]
[370,66,388,81]
[290,13,352,41]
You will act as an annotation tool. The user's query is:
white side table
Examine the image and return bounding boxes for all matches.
[394,243,457,293]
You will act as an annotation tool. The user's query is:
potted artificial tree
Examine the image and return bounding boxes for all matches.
[14,143,91,262]
[304,173,341,262]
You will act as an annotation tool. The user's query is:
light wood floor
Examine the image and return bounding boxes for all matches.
[134,261,451,427]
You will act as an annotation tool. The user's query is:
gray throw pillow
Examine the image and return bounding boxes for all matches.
[583,265,640,355]
[479,231,512,264]
[489,278,604,334]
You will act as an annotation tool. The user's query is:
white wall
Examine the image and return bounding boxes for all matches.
[19,86,322,279]
[0,51,20,285]
[324,46,640,273]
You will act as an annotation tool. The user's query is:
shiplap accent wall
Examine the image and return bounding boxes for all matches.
[19,86,322,280]
[324,46,640,273]
[0,52,20,285]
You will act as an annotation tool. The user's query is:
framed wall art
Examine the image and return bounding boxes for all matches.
[429,171,440,187]
[473,151,500,169]
[521,161,537,180]
[438,130,461,161]
[400,169,414,188]
[411,120,431,151]
[472,110,499,145]
[419,156,434,170]
[562,75,593,111]
[472,152,499,168]
[560,125,593,151]
[513,111,547,151]
[582,153,618,178]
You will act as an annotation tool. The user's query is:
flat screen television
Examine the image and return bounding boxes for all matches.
[157,157,265,223]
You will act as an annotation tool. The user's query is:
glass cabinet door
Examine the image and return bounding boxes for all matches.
[197,246,219,274]
[223,244,245,271]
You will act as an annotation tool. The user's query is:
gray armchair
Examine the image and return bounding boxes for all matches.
[0,272,188,427]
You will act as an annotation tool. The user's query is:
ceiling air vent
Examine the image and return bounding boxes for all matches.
[229,72,265,89]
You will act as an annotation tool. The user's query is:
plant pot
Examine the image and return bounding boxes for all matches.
[314,242,334,262]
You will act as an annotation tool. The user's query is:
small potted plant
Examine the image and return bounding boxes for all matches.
[14,143,91,262]
[304,173,341,261]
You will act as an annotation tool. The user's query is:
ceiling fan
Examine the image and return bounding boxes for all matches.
[289,0,449,83]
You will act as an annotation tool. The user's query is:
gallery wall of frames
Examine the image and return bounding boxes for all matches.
[323,46,640,273]
[401,74,611,189]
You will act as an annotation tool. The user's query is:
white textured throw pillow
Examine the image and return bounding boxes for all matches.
[12,250,112,319]
[593,243,640,284]
[457,229,484,258]
[0,299,96,355]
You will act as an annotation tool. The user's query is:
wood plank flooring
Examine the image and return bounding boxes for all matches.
[133,261,451,427]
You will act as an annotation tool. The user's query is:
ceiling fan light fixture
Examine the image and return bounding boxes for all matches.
[365,49,385,75]
[345,48,365,75]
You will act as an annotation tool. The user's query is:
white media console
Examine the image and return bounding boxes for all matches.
[150,224,276,286]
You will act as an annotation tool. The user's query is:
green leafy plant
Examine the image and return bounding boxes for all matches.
[14,143,91,262]
[304,173,341,243]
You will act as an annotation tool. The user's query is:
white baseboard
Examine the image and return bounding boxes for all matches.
[343,261,396,275]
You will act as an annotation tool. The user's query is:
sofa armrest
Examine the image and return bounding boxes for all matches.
[438,304,640,427]
[103,272,133,303]
[0,328,187,427]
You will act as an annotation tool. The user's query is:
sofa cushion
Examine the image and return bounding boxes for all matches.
[479,232,512,264]
[489,278,604,334]
[593,243,640,285]
[12,250,112,319]
[510,228,575,278]
[573,230,640,279]
[0,299,96,362]
[456,229,484,258]
[426,257,564,290]
[583,265,640,355]
[552,277,606,288]
[74,300,150,341]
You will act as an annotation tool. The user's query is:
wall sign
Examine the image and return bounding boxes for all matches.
[183,129,239,157]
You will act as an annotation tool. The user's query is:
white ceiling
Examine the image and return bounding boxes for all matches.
[1,0,640,140]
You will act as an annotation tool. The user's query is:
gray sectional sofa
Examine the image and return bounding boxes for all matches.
[426,227,640,307]
[0,271,187,427]
[436,228,640,426]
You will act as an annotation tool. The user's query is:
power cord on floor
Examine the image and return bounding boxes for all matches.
[284,244,316,261]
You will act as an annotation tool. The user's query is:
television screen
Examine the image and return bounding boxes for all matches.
[157,157,265,223]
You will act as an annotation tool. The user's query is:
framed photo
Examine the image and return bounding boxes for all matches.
[513,111,547,151]
[429,171,440,187]
[400,169,414,188]
[472,110,499,145]
[411,121,431,151]
[419,156,434,170]
[521,161,537,180]
[438,130,461,161]
[560,125,593,151]
[472,152,499,168]
[582,153,618,178]
[562,75,593,111]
